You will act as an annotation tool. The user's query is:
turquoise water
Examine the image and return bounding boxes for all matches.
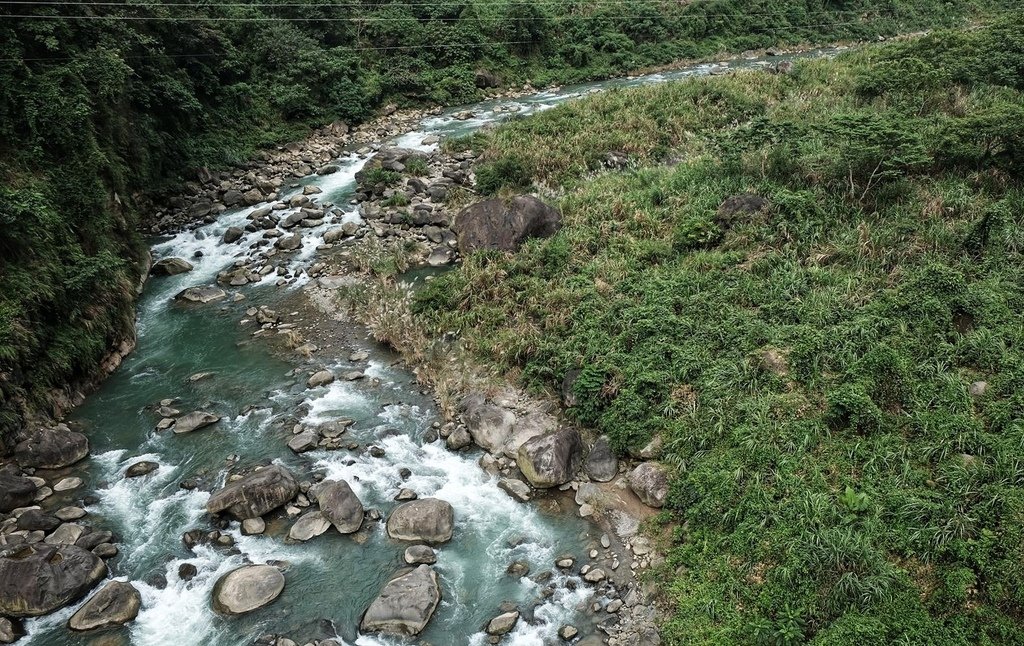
[20,48,836,646]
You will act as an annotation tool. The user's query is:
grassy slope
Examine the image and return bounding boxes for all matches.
[416,17,1024,645]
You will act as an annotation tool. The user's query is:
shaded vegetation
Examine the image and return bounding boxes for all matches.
[415,16,1024,643]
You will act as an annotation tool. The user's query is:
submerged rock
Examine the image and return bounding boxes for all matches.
[316,479,364,534]
[453,195,561,254]
[628,462,670,508]
[67,581,141,631]
[360,565,441,637]
[386,498,454,544]
[516,427,582,488]
[173,411,220,434]
[125,461,159,478]
[206,464,299,520]
[13,427,89,469]
[0,544,107,617]
[212,565,285,615]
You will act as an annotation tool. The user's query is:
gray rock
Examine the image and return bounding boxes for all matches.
[206,465,299,520]
[584,436,618,482]
[288,511,331,541]
[212,565,284,615]
[0,617,23,643]
[223,226,244,244]
[275,234,302,251]
[241,517,266,535]
[445,426,471,451]
[150,257,194,276]
[125,461,159,478]
[0,543,107,617]
[453,195,561,254]
[628,462,670,508]
[53,476,82,492]
[316,479,364,534]
[360,565,440,637]
[44,523,84,545]
[287,431,319,454]
[0,466,36,512]
[67,581,141,631]
[16,510,60,532]
[386,498,454,544]
[175,285,227,304]
[173,411,220,434]
[13,427,89,469]
[486,610,519,635]
[497,478,531,503]
[463,400,515,454]
[516,427,582,488]
[403,545,436,565]
[307,370,335,388]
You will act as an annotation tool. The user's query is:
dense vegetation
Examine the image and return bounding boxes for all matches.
[415,16,1024,644]
[1,0,997,442]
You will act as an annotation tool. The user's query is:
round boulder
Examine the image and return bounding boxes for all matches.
[13,427,89,469]
[0,466,36,512]
[0,544,107,617]
[360,565,441,637]
[386,498,454,544]
[173,411,220,434]
[125,461,159,478]
[628,462,670,508]
[211,565,284,615]
[150,257,194,276]
[516,427,582,488]
[316,479,364,534]
[452,195,561,255]
[67,581,141,631]
[584,436,618,483]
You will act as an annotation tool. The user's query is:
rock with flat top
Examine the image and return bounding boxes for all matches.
[67,581,141,631]
[173,411,220,434]
[211,565,284,615]
[360,565,440,637]
[386,498,453,544]
[206,465,299,520]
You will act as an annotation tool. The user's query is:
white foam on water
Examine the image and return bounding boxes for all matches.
[302,378,374,424]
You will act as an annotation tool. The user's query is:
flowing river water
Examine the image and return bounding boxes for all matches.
[19,48,837,646]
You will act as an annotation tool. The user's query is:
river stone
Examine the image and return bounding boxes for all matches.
[497,478,531,503]
[487,610,519,635]
[288,511,331,541]
[0,543,107,617]
[241,517,266,535]
[150,257,194,276]
[386,498,454,544]
[173,411,221,434]
[67,581,141,631]
[584,436,618,482]
[453,195,561,254]
[45,523,84,545]
[13,427,89,469]
[211,565,284,615]
[175,285,227,304]
[360,565,441,637]
[445,426,471,451]
[125,461,159,478]
[316,479,364,534]
[287,431,318,454]
[16,510,60,532]
[307,370,335,388]
[223,226,244,244]
[0,466,36,512]
[463,400,515,454]
[628,462,670,508]
[0,617,23,643]
[55,506,86,521]
[178,563,198,582]
[53,476,82,492]
[206,464,299,520]
[403,545,436,565]
[516,427,582,488]
[275,234,302,251]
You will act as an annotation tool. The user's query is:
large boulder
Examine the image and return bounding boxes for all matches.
[0,466,36,512]
[452,196,561,255]
[360,565,441,637]
[174,285,226,304]
[13,427,89,469]
[211,565,284,615]
[206,465,299,520]
[386,498,454,544]
[584,436,618,482]
[173,411,220,434]
[516,427,582,488]
[288,511,331,542]
[67,581,141,631]
[0,544,107,617]
[150,257,194,276]
[462,400,515,454]
[628,462,670,508]
[316,480,364,534]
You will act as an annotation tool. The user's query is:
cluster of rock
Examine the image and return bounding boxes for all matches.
[0,426,134,641]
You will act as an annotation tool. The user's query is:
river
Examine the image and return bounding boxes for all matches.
[18,47,838,646]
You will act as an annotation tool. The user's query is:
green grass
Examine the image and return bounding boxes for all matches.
[414,17,1024,644]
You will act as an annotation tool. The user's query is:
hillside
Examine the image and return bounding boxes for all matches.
[413,16,1024,643]
[0,0,1009,443]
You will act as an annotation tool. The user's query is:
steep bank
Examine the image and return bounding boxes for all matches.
[407,17,1024,644]
[0,0,1010,445]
